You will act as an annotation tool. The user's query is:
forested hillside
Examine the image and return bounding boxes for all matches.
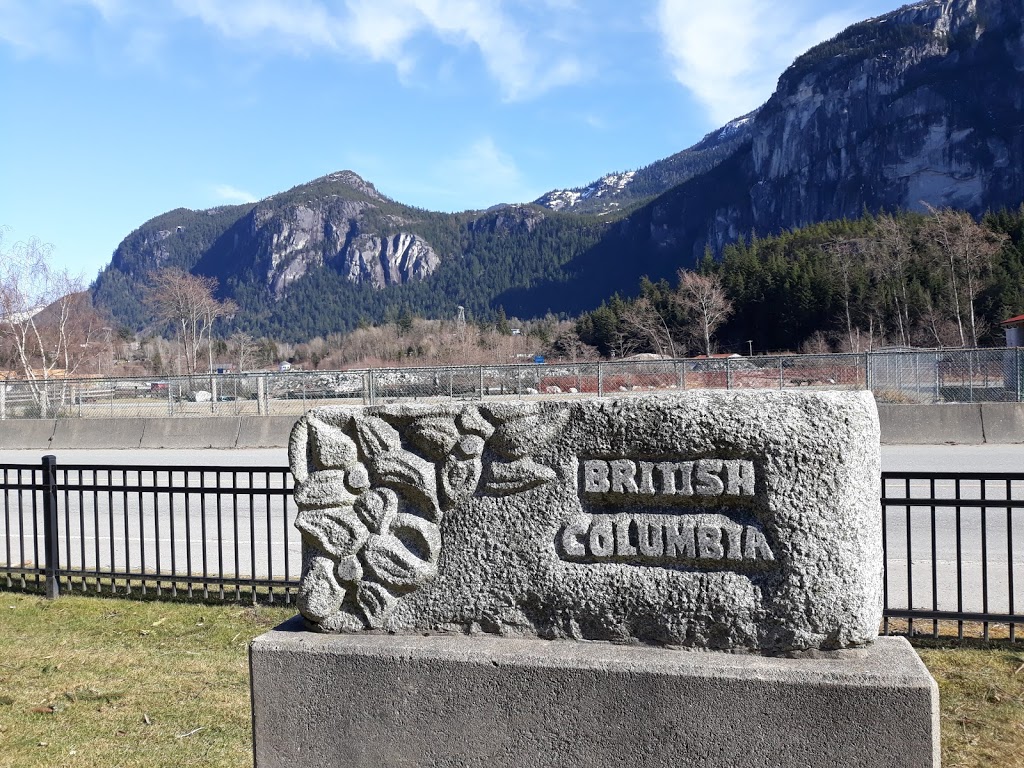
[576,208,1024,356]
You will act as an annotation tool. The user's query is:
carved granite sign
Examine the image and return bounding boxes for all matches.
[289,391,882,653]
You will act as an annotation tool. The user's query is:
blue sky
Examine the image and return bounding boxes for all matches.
[1,0,902,281]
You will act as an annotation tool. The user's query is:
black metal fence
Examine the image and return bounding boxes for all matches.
[1,458,1020,641]
[882,471,1021,641]
[1,457,298,603]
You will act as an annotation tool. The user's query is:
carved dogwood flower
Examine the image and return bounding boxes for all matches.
[296,405,561,629]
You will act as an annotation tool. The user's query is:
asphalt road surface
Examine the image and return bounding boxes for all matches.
[1,445,1021,617]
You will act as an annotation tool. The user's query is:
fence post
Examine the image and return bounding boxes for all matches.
[257,376,266,416]
[0,382,5,420]
[934,352,941,404]
[598,362,604,397]
[211,377,218,414]
[725,358,732,390]
[41,454,60,600]
[479,366,485,400]
[1011,350,1019,405]
[864,352,872,393]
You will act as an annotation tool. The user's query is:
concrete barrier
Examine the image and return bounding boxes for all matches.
[979,403,1024,444]
[139,417,242,449]
[0,404,1021,450]
[50,417,147,450]
[237,416,301,449]
[878,403,985,445]
[0,419,57,450]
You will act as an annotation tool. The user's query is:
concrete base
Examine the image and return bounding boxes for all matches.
[250,619,940,768]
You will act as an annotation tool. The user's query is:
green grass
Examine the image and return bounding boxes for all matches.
[0,592,1021,767]
[0,593,293,768]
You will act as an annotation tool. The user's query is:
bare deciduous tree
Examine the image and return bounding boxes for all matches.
[673,270,733,357]
[146,269,236,374]
[618,297,679,358]
[923,206,1006,347]
[0,230,97,415]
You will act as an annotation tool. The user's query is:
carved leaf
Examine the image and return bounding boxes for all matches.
[482,458,556,496]
[294,471,357,509]
[308,415,358,470]
[357,580,398,628]
[295,505,370,560]
[372,452,441,520]
[489,411,568,459]
[458,407,495,439]
[361,533,437,589]
[406,417,460,458]
[441,456,482,508]
[297,555,346,623]
[353,416,401,460]
[353,488,399,535]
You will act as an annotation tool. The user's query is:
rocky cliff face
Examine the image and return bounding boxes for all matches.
[93,0,1024,336]
[638,0,1024,263]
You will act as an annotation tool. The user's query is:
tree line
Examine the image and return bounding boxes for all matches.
[574,206,1024,357]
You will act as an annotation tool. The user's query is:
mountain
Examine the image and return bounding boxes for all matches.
[532,111,758,215]
[92,0,1024,340]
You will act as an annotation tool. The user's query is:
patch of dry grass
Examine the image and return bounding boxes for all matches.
[0,592,1021,767]
[0,592,292,768]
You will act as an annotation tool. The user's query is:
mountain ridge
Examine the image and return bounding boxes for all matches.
[91,0,1024,341]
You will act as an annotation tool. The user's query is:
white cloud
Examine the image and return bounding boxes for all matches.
[0,0,583,100]
[213,184,258,204]
[655,0,860,125]
[343,0,583,100]
[440,136,539,208]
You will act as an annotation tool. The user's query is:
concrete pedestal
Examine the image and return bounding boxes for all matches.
[250,618,939,768]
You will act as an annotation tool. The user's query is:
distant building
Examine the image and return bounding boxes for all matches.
[1000,314,1024,347]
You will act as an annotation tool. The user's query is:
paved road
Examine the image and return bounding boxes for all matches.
[1,445,1021,617]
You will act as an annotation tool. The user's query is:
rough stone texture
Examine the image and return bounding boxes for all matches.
[250,624,939,768]
[289,391,882,653]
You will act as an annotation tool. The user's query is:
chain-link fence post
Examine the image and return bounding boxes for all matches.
[725,357,732,390]
[1011,348,1019,403]
[598,362,604,397]
[479,366,485,400]
[0,383,5,420]
[934,352,941,403]
[864,352,872,394]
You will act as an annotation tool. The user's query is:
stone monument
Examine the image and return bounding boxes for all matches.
[250,391,939,767]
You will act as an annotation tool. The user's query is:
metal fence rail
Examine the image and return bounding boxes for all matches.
[0,457,298,603]
[882,471,1021,641]
[2,347,1023,420]
[2,459,1021,640]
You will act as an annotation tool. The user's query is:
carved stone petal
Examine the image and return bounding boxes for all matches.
[335,555,364,583]
[294,471,357,509]
[308,415,358,470]
[356,580,398,629]
[361,533,436,589]
[295,506,370,560]
[455,435,485,459]
[406,417,460,458]
[353,416,401,459]
[372,452,441,521]
[353,488,399,535]
[488,411,568,459]
[458,407,495,439]
[298,555,345,623]
[390,513,442,566]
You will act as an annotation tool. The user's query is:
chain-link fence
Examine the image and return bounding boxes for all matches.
[2,348,1022,419]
